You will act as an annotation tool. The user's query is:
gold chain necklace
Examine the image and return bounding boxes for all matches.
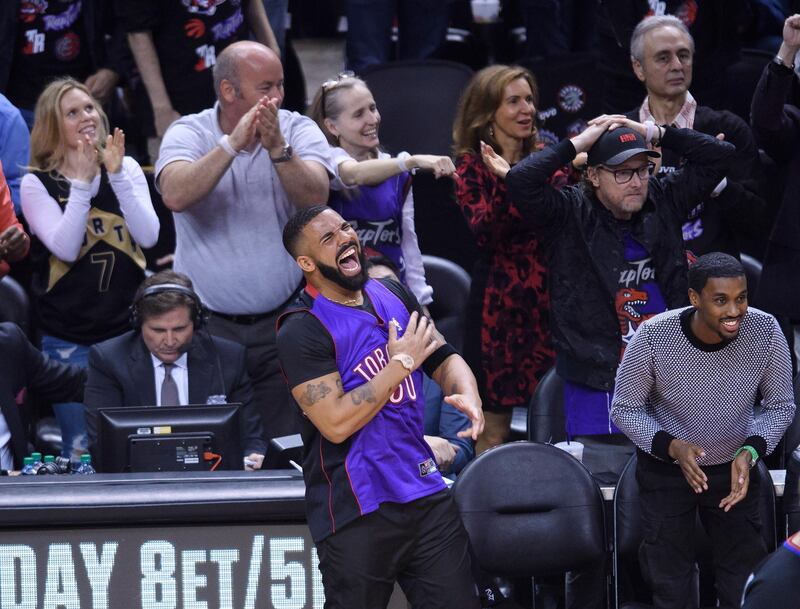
[326,293,363,306]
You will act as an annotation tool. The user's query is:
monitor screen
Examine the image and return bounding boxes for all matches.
[95,404,243,473]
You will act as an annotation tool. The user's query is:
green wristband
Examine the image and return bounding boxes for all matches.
[734,445,759,466]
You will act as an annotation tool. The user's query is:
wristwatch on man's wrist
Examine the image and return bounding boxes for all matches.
[270,144,293,163]
[391,353,415,372]
[773,54,795,71]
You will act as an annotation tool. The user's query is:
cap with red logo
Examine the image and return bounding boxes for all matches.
[587,127,661,167]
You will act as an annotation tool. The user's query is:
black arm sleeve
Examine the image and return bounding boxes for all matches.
[657,126,736,218]
[505,139,578,233]
[276,312,339,390]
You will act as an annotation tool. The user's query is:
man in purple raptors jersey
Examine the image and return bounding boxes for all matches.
[277,206,484,608]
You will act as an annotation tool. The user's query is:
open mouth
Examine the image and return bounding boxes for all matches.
[623,300,645,318]
[720,317,741,333]
[337,244,361,276]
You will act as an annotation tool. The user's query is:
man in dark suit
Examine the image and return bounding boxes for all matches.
[0,322,86,470]
[84,271,266,469]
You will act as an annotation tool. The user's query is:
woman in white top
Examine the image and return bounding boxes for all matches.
[21,78,159,462]
[308,73,455,308]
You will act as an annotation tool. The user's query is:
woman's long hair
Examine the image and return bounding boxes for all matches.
[452,65,539,159]
[29,78,110,174]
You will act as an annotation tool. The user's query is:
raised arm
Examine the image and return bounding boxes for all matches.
[290,312,440,444]
[256,100,329,206]
[656,126,735,218]
[751,14,800,162]
[102,130,159,247]
[503,117,617,232]
[338,154,455,186]
[157,104,259,211]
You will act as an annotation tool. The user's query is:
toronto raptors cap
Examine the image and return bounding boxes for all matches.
[587,127,661,166]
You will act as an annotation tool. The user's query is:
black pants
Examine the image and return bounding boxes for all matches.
[316,491,480,609]
[636,461,768,609]
[206,312,300,441]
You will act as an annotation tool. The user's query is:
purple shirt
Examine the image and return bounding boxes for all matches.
[329,174,410,279]
[564,232,667,437]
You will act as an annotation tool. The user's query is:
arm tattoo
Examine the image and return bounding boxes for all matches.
[350,383,378,406]
[299,380,332,407]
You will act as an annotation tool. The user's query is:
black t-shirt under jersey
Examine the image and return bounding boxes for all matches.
[277,278,455,390]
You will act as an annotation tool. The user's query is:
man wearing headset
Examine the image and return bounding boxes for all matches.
[83,271,266,470]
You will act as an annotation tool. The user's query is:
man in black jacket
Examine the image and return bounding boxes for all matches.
[627,14,766,259]
[750,14,800,325]
[83,271,266,470]
[0,322,85,470]
[504,114,733,457]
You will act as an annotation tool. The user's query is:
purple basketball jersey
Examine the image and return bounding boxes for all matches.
[296,279,445,540]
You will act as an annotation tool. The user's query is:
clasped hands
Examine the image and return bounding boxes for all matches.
[227,96,286,158]
[668,438,752,512]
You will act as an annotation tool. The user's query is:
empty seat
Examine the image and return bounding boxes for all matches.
[454,442,606,591]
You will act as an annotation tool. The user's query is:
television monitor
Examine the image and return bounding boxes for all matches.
[95,404,242,473]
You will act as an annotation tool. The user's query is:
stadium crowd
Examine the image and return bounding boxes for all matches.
[1,1,800,608]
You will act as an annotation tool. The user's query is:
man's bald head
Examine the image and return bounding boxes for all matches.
[213,41,282,100]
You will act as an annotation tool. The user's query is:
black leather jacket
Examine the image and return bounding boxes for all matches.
[506,127,735,390]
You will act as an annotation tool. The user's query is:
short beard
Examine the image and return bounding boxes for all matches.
[316,250,369,292]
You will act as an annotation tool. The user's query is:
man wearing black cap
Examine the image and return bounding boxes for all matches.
[501,114,734,479]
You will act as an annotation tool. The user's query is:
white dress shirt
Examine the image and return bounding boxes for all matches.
[151,353,189,406]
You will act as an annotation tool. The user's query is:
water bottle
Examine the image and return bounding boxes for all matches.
[74,454,95,475]
[20,457,35,475]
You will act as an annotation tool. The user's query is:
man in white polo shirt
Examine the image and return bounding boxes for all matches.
[155,41,334,440]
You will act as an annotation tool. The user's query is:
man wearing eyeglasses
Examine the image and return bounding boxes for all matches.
[627,15,765,260]
[503,115,733,475]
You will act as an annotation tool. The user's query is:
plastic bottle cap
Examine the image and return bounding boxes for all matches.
[80,454,91,463]
[23,457,32,465]
[31,453,42,460]
[44,456,54,463]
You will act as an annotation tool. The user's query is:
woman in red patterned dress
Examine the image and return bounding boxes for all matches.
[453,65,562,453]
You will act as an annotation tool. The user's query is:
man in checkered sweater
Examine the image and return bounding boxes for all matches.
[611,252,796,609]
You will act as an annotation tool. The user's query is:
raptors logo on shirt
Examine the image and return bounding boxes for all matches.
[19,0,48,24]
